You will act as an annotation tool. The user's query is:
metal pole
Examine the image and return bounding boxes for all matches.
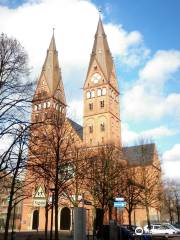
[50,193,54,240]
[11,203,16,240]
[87,209,89,240]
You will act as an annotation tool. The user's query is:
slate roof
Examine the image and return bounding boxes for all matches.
[68,118,83,140]
[122,143,156,166]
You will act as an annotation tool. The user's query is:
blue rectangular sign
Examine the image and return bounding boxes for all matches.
[114,201,126,208]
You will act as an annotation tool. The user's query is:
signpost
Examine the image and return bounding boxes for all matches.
[114,201,126,208]
[33,186,46,207]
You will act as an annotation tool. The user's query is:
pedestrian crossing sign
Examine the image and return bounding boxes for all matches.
[34,186,46,198]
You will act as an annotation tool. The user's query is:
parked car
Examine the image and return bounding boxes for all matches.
[149,225,176,235]
[173,223,180,230]
[162,223,180,233]
[144,224,161,233]
[121,224,138,232]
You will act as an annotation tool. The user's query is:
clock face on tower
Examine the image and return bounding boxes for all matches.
[91,73,101,84]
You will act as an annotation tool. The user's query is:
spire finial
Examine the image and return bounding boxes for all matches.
[53,27,55,36]
[98,7,102,18]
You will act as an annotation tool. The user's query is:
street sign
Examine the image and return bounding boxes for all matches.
[33,199,46,207]
[115,197,124,202]
[114,201,126,208]
[34,186,46,198]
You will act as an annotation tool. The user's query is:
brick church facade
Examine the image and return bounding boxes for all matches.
[21,17,161,232]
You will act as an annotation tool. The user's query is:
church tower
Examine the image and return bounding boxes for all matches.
[21,32,67,231]
[32,32,66,124]
[83,17,122,148]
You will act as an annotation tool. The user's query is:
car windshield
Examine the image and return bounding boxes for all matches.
[162,225,172,229]
[154,226,160,229]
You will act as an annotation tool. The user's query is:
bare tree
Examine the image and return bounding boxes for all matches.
[137,143,162,229]
[3,125,30,240]
[28,113,82,240]
[122,167,143,227]
[85,145,126,229]
[0,33,32,179]
[163,180,175,223]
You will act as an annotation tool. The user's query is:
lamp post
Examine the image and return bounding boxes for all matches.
[50,188,55,240]
[11,202,16,240]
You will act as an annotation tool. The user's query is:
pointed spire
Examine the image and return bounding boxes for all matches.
[48,28,56,51]
[39,31,66,105]
[86,15,114,81]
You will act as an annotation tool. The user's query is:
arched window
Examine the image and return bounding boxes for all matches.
[100,122,105,131]
[87,91,91,99]
[32,210,39,230]
[100,100,104,108]
[89,103,93,110]
[89,125,93,133]
[47,101,50,108]
[102,88,106,95]
[97,89,101,96]
[91,90,95,98]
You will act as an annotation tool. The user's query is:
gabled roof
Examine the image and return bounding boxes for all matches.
[123,143,156,166]
[68,118,83,140]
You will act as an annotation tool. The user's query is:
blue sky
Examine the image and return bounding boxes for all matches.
[0,0,179,179]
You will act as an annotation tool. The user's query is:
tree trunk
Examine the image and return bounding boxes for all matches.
[54,189,59,240]
[128,210,132,227]
[4,198,13,240]
[4,149,22,240]
[108,204,113,221]
[145,205,151,229]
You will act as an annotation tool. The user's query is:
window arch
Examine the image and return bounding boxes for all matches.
[60,207,71,230]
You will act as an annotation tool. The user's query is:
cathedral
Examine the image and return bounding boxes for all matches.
[21,16,161,232]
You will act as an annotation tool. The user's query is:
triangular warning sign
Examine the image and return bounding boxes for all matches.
[34,186,46,198]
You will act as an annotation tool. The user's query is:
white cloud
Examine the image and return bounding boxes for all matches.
[139,50,180,88]
[105,24,149,67]
[163,144,180,162]
[162,144,180,179]
[122,50,180,121]
[121,123,175,146]
[0,0,147,84]
[67,99,83,125]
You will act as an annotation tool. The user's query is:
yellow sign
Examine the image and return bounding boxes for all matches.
[34,186,46,198]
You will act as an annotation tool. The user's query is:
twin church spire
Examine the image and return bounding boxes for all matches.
[34,31,66,106]
[33,16,121,148]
